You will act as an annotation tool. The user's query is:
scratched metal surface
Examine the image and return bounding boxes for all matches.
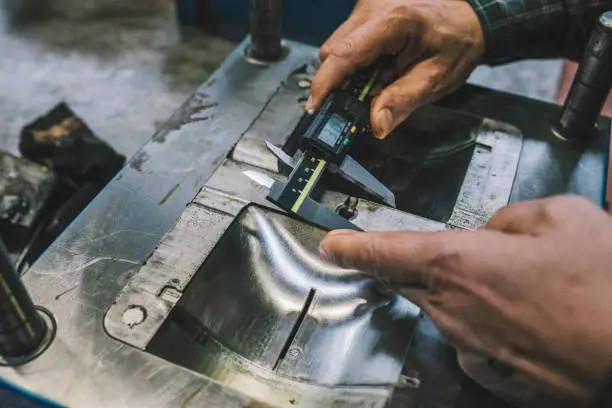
[0,39,319,408]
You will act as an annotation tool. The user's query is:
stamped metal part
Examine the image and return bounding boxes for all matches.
[148,205,420,404]
[0,152,56,228]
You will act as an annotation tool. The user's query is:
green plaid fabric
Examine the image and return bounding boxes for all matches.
[465,0,611,64]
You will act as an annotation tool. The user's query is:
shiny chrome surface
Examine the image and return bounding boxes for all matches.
[244,169,275,189]
[265,141,298,169]
[335,155,397,208]
[105,183,423,407]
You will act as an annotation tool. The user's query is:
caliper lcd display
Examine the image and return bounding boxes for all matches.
[318,113,346,148]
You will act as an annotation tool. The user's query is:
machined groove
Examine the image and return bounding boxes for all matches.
[273,288,316,371]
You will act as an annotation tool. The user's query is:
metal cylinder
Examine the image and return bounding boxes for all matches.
[249,0,283,61]
[553,12,612,142]
[0,239,46,359]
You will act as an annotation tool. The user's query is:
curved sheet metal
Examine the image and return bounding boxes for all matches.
[146,205,420,405]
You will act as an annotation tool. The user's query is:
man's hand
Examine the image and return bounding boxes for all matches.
[307,0,485,139]
[319,195,612,405]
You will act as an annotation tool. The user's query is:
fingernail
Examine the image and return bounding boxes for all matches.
[375,108,393,139]
[305,95,314,114]
[318,244,335,262]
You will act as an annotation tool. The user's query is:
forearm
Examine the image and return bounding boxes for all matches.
[466,0,611,64]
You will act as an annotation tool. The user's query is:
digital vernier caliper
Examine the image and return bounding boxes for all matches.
[244,58,396,232]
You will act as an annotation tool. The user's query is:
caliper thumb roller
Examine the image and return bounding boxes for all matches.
[553,11,612,142]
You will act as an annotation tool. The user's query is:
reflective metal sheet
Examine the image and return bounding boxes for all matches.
[153,206,419,385]
[146,204,419,406]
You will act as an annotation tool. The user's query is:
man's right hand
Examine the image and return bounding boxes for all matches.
[319,195,612,406]
[307,0,485,139]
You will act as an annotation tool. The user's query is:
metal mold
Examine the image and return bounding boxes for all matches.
[105,63,524,407]
[147,204,420,389]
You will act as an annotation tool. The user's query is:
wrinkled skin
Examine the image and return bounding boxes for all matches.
[306,0,484,139]
[319,196,612,406]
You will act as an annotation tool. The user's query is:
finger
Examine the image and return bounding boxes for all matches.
[485,200,548,235]
[394,32,427,73]
[319,11,368,62]
[319,227,524,286]
[370,60,442,139]
[307,55,357,112]
[371,32,427,95]
[319,229,459,288]
[308,20,407,112]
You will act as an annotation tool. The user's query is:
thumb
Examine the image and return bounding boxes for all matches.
[371,60,441,139]
[319,229,449,288]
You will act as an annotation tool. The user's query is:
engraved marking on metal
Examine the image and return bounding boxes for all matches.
[448,121,523,230]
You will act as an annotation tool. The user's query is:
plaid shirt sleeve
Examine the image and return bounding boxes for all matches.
[465,0,612,64]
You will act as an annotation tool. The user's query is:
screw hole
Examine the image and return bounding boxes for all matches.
[122,305,147,329]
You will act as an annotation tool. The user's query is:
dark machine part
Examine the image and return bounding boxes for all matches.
[0,239,46,360]
[553,11,612,142]
[20,103,126,187]
[0,153,57,251]
[248,0,283,61]
[0,103,125,272]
